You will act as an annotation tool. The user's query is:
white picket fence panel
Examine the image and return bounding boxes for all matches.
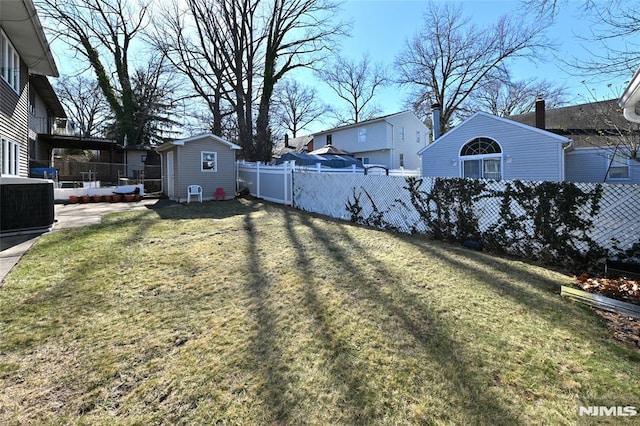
[237,161,420,205]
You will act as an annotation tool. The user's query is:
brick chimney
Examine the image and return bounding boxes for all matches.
[535,97,545,129]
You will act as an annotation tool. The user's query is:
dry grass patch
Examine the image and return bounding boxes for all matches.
[0,198,639,424]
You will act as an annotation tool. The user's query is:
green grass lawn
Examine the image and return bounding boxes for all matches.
[1,198,638,425]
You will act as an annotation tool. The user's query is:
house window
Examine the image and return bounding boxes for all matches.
[399,153,404,167]
[416,131,421,143]
[201,151,217,172]
[326,134,332,145]
[460,137,502,180]
[357,156,370,164]
[400,127,405,142]
[1,30,20,93]
[358,128,367,143]
[1,137,20,176]
[608,153,629,180]
[29,88,36,116]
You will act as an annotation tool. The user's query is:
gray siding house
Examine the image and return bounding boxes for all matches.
[418,112,571,182]
[511,99,640,185]
[313,111,429,170]
[1,0,58,177]
[157,134,241,202]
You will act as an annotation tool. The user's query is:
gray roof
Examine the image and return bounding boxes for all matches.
[272,135,313,158]
[509,99,639,148]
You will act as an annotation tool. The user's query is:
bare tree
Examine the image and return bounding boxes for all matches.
[395,2,552,136]
[318,54,388,125]
[54,76,109,137]
[466,65,567,117]
[254,0,346,161]
[272,79,328,137]
[151,0,235,137]
[38,0,151,146]
[522,0,640,78]
[154,0,345,161]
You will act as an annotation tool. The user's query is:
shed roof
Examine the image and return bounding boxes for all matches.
[157,134,242,152]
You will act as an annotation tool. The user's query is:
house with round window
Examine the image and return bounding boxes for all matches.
[418,112,572,182]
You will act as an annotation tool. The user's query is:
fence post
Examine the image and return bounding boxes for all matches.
[316,163,321,173]
[352,164,356,173]
[257,161,261,199]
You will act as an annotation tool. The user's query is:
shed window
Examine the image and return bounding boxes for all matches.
[460,137,502,180]
[608,153,629,180]
[201,151,217,172]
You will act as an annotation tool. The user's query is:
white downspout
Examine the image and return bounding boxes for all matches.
[561,139,573,182]
[389,122,395,169]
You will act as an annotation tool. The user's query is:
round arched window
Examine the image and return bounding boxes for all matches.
[460,138,502,156]
[459,138,502,180]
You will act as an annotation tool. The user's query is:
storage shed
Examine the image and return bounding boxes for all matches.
[157,134,241,202]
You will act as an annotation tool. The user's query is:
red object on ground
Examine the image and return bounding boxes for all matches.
[215,187,225,200]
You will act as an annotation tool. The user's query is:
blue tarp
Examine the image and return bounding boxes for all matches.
[276,153,363,168]
[30,167,58,179]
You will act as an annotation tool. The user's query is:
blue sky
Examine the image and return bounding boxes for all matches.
[294,0,632,132]
[46,0,633,134]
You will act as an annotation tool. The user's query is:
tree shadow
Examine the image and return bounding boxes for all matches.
[240,202,297,424]
[289,212,524,424]
[391,233,631,348]
[282,209,379,423]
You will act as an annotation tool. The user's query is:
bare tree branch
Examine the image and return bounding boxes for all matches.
[318,54,389,125]
[395,2,552,135]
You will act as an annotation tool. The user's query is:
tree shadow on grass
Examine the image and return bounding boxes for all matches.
[241,205,297,424]
[282,209,379,424]
[289,212,524,424]
[392,233,639,353]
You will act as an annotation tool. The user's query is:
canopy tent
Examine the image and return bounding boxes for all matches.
[275,153,363,168]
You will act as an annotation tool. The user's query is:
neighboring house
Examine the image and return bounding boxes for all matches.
[28,74,67,170]
[157,134,241,202]
[418,111,572,182]
[619,67,640,124]
[313,111,429,170]
[511,99,640,184]
[1,0,59,177]
[272,134,313,159]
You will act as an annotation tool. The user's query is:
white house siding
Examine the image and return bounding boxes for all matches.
[0,58,29,177]
[353,150,390,167]
[386,112,428,170]
[566,148,640,185]
[316,120,389,153]
[422,113,567,182]
[170,137,237,202]
[314,112,429,170]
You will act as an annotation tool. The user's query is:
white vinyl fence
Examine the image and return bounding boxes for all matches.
[237,161,419,206]
[238,161,294,205]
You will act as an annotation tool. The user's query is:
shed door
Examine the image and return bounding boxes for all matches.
[167,151,175,199]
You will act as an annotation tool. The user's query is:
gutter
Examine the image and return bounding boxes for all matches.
[619,68,640,123]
